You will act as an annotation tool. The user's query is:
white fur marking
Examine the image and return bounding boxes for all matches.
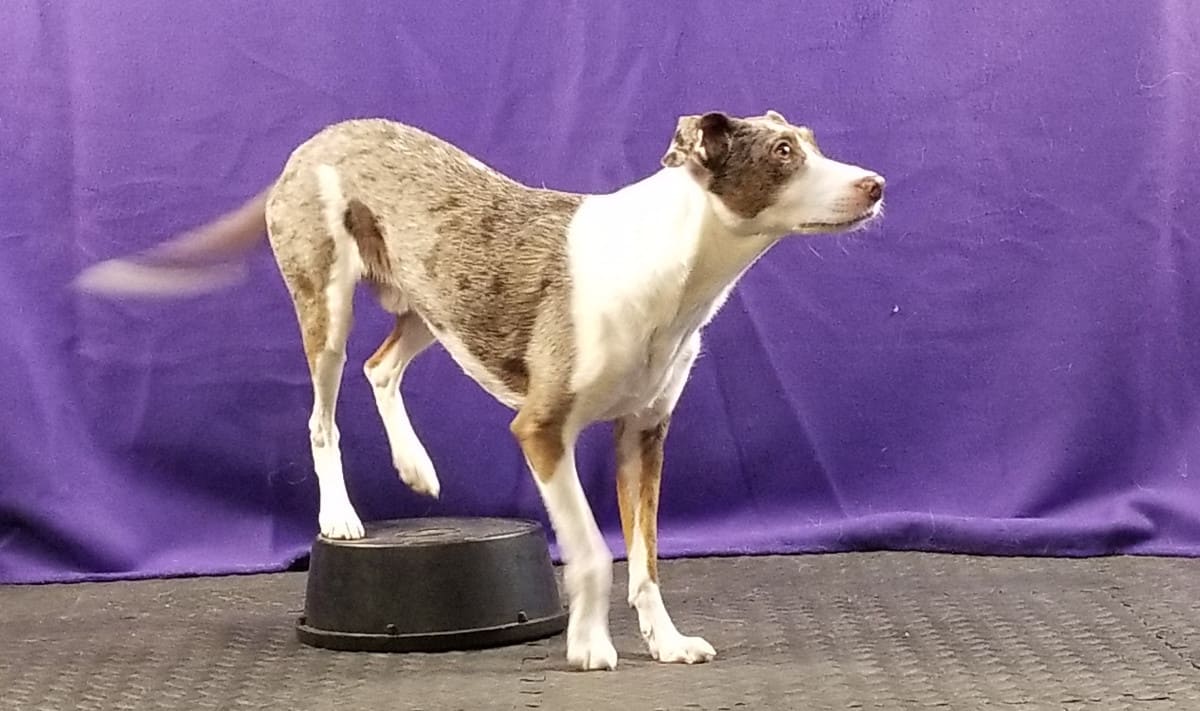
[566,170,767,421]
[309,349,362,540]
[566,172,699,409]
[627,522,715,664]
[308,164,366,539]
[762,150,882,234]
[363,316,440,498]
[531,451,617,671]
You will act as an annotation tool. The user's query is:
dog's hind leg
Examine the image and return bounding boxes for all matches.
[288,259,361,540]
[276,257,360,539]
[363,312,440,497]
[268,169,364,540]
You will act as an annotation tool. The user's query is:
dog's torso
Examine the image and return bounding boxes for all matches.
[267,118,774,424]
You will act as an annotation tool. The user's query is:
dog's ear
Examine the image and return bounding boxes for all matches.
[661,112,734,169]
[764,109,788,124]
[661,114,702,168]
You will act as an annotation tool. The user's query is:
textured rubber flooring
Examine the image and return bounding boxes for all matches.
[5,553,1200,710]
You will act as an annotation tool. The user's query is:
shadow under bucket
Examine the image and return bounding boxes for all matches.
[296,517,567,652]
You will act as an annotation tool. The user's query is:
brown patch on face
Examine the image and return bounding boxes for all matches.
[511,396,573,483]
[343,199,390,282]
[706,120,804,219]
[615,418,669,583]
[661,111,812,219]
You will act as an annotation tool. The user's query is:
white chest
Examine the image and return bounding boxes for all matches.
[581,306,706,420]
[563,168,775,421]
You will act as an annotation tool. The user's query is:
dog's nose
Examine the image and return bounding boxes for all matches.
[858,175,885,203]
[859,175,888,202]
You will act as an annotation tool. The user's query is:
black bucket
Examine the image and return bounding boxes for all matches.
[296,517,567,652]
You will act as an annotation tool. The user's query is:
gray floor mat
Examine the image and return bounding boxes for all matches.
[4,553,1199,710]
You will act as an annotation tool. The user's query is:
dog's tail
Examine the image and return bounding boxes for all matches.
[73,189,271,297]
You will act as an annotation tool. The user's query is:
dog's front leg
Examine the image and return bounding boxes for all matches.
[615,416,716,664]
[512,407,617,671]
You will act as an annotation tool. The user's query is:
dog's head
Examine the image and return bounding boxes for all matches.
[662,110,884,236]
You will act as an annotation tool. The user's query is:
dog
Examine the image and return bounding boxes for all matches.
[76,110,884,670]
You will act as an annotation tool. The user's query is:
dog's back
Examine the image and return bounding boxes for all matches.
[266,119,581,406]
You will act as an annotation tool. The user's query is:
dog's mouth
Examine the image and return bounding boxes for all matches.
[793,205,882,235]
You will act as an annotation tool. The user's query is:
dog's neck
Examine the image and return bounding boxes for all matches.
[567,168,780,403]
[623,168,778,324]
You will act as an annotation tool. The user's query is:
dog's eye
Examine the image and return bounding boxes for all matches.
[773,141,793,160]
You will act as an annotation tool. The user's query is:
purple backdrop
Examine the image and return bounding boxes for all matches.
[2,2,1198,584]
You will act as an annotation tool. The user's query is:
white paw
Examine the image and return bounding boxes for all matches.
[396,446,440,498]
[649,633,716,665]
[567,626,618,671]
[319,506,365,540]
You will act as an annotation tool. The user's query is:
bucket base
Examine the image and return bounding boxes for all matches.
[297,517,567,653]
